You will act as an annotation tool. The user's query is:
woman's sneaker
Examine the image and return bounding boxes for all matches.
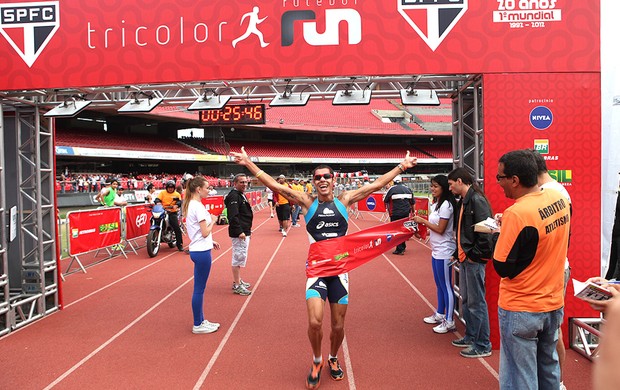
[433,319,456,334]
[423,312,445,324]
[305,360,324,389]
[328,357,344,381]
[192,321,218,334]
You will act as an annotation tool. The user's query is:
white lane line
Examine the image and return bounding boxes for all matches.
[341,336,356,390]
[192,235,287,390]
[64,250,185,308]
[65,214,275,308]
[349,218,500,382]
[43,276,195,390]
[43,214,276,387]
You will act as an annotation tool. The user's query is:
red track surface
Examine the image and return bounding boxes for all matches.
[1,209,592,389]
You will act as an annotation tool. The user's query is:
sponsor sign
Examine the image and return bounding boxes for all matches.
[67,208,121,255]
[201,195,225,216]
[548,169,572,184]
[534,139,549,154]
[125,204,150,239]
[357,193,387,213]
[530,106,553,130]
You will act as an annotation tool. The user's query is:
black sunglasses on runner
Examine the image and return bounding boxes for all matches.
[314,173,333,181]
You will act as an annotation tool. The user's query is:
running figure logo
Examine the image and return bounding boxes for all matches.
[232,6,269,48]
[397,0,467,51]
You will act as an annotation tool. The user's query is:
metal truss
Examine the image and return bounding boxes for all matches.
[569,317,602,361]
[0,74,472,110]
[0,106,8,336]
[10,108,58,331]
[452,76,484,187]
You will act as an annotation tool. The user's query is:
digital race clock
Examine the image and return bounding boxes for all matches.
[199,104,266,126]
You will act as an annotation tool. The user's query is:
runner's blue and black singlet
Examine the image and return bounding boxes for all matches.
[304,198,350,303]
[304,198,348,242]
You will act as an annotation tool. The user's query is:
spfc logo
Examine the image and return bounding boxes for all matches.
[398,0,467,51]
[0,1,59,67]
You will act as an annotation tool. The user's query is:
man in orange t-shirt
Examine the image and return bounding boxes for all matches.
[493,149,570,390]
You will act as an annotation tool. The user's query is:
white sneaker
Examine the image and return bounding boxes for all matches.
[293,224,301,227]
[231,280,251,290]
[423,312,445,324]
[270,214,274,218]
[282,231,287,237]
[202,320,220,329]
[233,284,252,296]
[433,319,456,334]
[192,321,219,334]
[560,382,567,390]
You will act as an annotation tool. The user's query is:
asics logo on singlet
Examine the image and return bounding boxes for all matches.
[316,221,339,229]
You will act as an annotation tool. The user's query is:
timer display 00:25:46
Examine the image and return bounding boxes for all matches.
[199,104,265,125]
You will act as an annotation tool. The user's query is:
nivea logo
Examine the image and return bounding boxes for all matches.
[530,106,553,130]
[366,197,376,211]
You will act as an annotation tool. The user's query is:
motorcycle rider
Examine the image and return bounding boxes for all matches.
[156,180,184,251]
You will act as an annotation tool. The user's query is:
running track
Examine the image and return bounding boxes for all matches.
[0,209,592,389]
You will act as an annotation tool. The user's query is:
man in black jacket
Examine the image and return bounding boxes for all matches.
[447,168,493,358]
[225,173,254,296]
[383,175,415,254]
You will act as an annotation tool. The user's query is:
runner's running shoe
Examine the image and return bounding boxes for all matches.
[328,357,344,381]
[305,360,324,389]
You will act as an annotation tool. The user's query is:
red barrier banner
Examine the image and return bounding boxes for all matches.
[125,204,150,240]
[0,2,599,91]
[67,208,121,255]
[250,191,257,207]
[306,218,416,278]
[414,197,430,240]
[357,193,387,213]
[201,195,225,216]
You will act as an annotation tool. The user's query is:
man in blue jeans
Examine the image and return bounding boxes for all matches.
[493,150,570,389]
[448,168,493,358]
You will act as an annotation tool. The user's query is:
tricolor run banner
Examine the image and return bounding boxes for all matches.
[125,204,150,240]
[67,208,121,255]
[357,193,387,213]
[306,217,417,278]
[0,1,599,90]
[201,195,224,216]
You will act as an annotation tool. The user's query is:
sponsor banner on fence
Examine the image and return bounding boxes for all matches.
[414,197,429,240]
[201,195,225,216]
[306,218,417,278]
[357,193,387,213]
[125,204,150,240]
[67,208,121,255]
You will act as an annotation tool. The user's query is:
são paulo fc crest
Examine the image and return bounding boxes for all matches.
[397,0,467,51]
[0,1,60,67]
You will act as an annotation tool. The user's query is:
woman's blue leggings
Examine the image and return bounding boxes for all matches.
[432,257,454,322]
[189,250,213,326]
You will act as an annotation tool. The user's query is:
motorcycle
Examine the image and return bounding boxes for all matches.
[145,199,178,257]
